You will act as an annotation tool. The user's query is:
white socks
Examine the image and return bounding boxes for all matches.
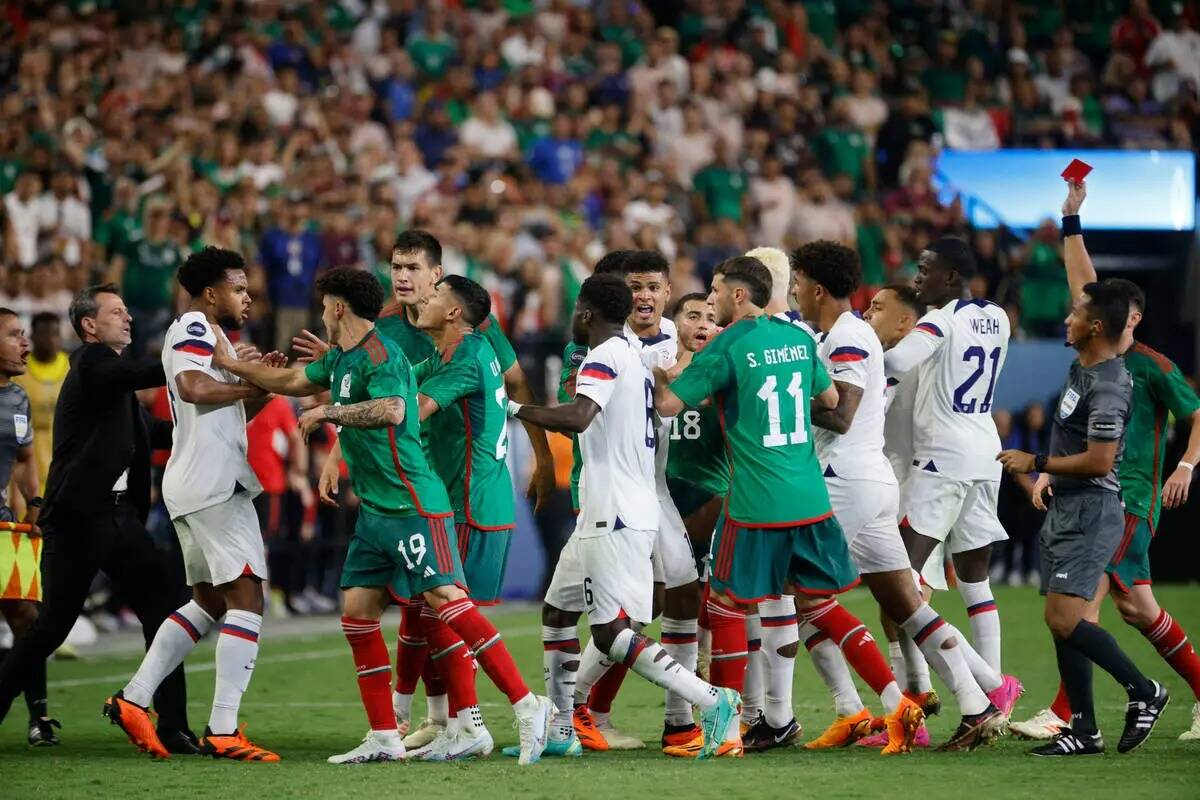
[427,693,449,725]
[573,637,613,707]
[958,579,1001,672]
[609,628,717,710]
[742,612,764,723]
[542,625,579,740]
[458,704,484,737]
[210,610,262,735]
[124,601,214,708]
[900,604,990,716]
[661,617,699,727]
[896,634,933,693]
[759,596,798,728]
[801,621,864,717]
[947,622,1002,692]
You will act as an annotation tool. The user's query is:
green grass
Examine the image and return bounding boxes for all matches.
[2,586,1199,799]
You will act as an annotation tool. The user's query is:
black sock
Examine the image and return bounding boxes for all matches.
[23,654,47,721]
[1066,620,1155,699]
[1055,638,1097,736]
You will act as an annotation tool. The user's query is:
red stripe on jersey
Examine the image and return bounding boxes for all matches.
[459,399,517,531]
[387,427,453,520]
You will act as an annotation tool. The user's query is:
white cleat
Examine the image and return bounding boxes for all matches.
[417,726,495,761]
[402,717,445,750]
[596,719,645,750]
[1009,708,1070,740]
[514,695,554,765]
[1179,702,1200,741]
[327,730,406,764]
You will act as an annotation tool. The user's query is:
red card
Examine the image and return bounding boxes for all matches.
[1061,159,1093,182]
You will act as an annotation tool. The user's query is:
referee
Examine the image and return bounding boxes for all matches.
[999,282,1167,757]
[0,285,197,752]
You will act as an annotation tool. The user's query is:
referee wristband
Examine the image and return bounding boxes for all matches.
[1034,453,1049,473]
[1061,214,1082,237]
[506,400,524,418]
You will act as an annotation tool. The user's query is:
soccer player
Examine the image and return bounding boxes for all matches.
[998,281,1169,757]
[217,267,553,765]
[792,242,1010,752]
[882,238,1010,679]
[106,247,278,762]
[510,273,740,760]
[0,309,57,746]
[1012,180,1200,741]
[404,275,517,761]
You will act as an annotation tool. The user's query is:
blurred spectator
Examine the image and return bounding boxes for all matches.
[941,81,1002,150]
[259,197,322,350]
[1112,0,1163,74]
[1016,219,1071,338]
[4,173,42,270]
[1145,8,1200,102]
[107,198,186,353]
[13,312,68,493]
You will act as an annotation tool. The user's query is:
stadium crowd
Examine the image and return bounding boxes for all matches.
[0,0,1198,627]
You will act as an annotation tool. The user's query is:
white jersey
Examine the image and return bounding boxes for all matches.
[884,298,1009,481]
[624,319,678,497]
[815,311,895,484]
[773,309,818,337]
[161,312,262,519]
[574,335,658,538]
[883,370,918,483]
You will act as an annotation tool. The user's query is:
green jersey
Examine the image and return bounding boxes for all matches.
[1120,342,1200,529]
[120,237,184,309]
[304,329,451,519]
[558,340,586,509]
[666,403,730,497]
[670,316,832,526]
[376,303,516,373]
[416,332,515,530]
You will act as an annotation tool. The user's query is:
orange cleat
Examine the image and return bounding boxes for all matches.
[572,706,608,752]
[103,691,170,759]
[663,732,742,759]
[905,689,942,717]
[803,708,873,749]
[662,722,701,749]
[881,696,925,756]
[199,724,280,762]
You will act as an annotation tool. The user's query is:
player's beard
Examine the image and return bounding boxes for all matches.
[217,312,244,331]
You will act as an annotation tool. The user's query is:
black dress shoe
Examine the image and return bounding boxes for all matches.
[158,728,203,755]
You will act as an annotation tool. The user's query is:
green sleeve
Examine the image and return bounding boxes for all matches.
[412,357,436,384]
[480,314,517,372]
[670,343,730,407]
[303,349,336,387]
[1150,361,1200,421]
[558,341,583,403]
[365,356,410,400]
[811,352,832,395]
[419,353,478,410]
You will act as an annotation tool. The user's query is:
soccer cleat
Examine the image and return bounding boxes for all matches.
[199,724,280,762]
[1029,730,1105,757]
[327,730,405,764]
[742,716,802,752]
[1118,681,1168,754]
[697,688,741,761]
[595,717,645,749]
[1009,708,1070,740]
[939,704,1006,751]
[986,674,1024,718]
[664,732,742,759]
[416,726,494,761]
[662,722,702,749]
[1180,702,1200,741]
[502,733,582,759]
[881,696,924,755]
[402,717,444,749]
[28,717,61,747]
[857,723,931,749]
[513,695,554,765]
[803,708,873,749]
[572,706,608,751]
[159,728,202,756]
[103,691,170,759]
[905,689,942,717]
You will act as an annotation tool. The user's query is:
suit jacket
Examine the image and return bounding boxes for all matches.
[43,343,172,523]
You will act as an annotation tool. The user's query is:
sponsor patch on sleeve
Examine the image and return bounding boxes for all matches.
[186,321,208,337]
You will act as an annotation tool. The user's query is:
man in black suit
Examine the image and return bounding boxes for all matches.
[0,284,198,753]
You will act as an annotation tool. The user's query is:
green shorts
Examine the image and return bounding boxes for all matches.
[709,513,860,603]
[668,476,722,519]
[342,509,465,601]
[1106,513,1153,593]
[456,522,513,605]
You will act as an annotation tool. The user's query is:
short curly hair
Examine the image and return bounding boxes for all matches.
[593,249,636,276]
[315,267,386,321]
[790,240,861,300]
[178,246,245,297]
[622,249,669,277]
[577,273,633,325]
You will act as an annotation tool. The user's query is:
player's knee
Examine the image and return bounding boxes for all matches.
[4,600,38,634]
[423,583,467,610]
[776,641,799,659]
[1113,595,1155,628]
[1044,606,1079,640]
[589,622,624,655]
[542,604,577,628]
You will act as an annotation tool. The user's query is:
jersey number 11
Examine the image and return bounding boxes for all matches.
[757,372,807,447]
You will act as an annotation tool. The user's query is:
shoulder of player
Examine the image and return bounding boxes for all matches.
[947,297,1001,315]
[171,311,215,341]
[1126,341,1177,376]
[3,381,30,404]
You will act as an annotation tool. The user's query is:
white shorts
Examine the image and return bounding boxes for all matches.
[653,494,699,589]
[173,492,267,587]
[580,528,655,625]
[545,530,586,613]
[903,471,1008,555]
[826,476,911,575]
[897,474,948,590]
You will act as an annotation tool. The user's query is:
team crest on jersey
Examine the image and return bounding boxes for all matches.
[13,414,27,440]
[1059,388,1080,419]
[340,373,352,398]
[186,321,207,337]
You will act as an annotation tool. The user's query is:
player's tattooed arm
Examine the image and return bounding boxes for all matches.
[810,381,862,434]
[320,398,405,429]
[511,396,601,434]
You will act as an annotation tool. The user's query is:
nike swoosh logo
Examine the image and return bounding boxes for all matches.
[185,358,206,367]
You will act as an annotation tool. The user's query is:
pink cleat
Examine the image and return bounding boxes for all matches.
[856,724,931,748]
[986,675,1024,718]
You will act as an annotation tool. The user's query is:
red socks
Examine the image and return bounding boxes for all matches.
[1051,681,1072,721]
[588,663,628,713]
[420,606,477,714]
[439,597,530,704]
[342,616,396,731]
[394,603,428,695]
[706,597,748,692]
[1143,609,1200,699]
[802,599,895,697]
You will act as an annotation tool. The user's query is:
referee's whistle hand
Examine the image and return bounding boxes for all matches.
[997,449,1035,474]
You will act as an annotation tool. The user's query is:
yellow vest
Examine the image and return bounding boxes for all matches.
[14,351,69,493]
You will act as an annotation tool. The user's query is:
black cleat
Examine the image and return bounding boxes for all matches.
[939,704,1006,751]
[1118,681,1169,753]
[742,716,802,752]
[159,728,203,755]
[1029,730,1105,757]
[28,717,61,747]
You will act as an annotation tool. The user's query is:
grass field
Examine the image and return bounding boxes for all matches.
[2,586,1198,799]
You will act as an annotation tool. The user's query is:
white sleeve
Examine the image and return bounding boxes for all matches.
[574,341,622,410]
[167,316,222,380]
[884,310,948,377]
[824,327,872,390]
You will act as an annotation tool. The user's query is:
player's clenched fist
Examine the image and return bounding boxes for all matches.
[996,449,1036,474]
